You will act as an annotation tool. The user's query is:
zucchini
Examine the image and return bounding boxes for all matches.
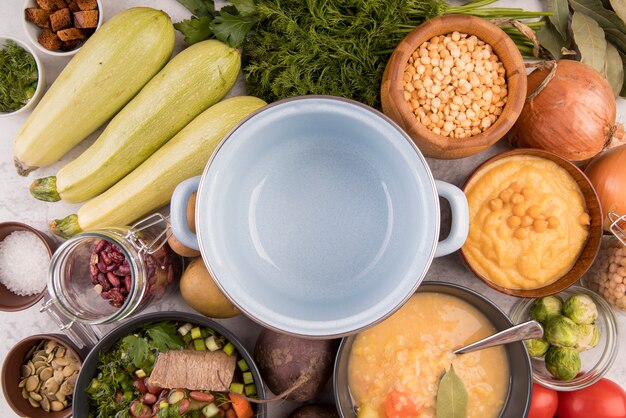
[32,39,241,203]
[13,8,175,175]
[49,96,266,238]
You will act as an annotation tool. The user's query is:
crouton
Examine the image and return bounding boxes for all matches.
[50,8,71,32]
[76,0,97,11]
[73,10,98,28]
[60,39,82,51]
[24,7,50,28]
[35,0,66,11]
[38,28,62,50]
[56,27,85,41]
[67,0,80,12]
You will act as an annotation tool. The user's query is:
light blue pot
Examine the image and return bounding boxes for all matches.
[171,96,469,337]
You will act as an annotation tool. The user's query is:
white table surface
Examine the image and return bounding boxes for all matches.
[1,0,625,416]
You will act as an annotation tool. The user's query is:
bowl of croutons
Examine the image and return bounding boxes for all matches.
[23,0,102,56]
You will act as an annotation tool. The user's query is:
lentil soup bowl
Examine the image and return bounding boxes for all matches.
[171,96,470,338]
[381,14,527,159]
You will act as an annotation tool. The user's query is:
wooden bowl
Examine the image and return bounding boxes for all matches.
[381,15,527,159]
[460,149,603,298]
[1,334,83,418]
[0,222,56,311]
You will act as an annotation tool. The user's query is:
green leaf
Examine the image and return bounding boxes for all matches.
[210,7,258,48]
[231,0,257,17]
[609,0,626,24]
[549,0,571,40]
[436,365,468,418]
[174,16,215,44]
[572,10,608,72]
[122,335,149,368]
[569,0,626,32]
[176,0,215,17]
[618,51,626,96]
[604,42,625,95]
[538,18,567,59]
[145,322,184,352]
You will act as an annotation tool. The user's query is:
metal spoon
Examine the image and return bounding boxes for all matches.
[453,320,543,355]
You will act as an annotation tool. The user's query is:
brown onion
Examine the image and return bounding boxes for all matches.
[510,60,621,161]
[585,144,626,232]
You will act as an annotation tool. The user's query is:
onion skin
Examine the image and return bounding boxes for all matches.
[585,144,626,232]
[510,60,616,161]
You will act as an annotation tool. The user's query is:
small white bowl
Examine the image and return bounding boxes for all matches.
[0,35,45,118]
[22,0,103,57]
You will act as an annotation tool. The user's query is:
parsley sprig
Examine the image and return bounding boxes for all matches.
[0,41,38,112]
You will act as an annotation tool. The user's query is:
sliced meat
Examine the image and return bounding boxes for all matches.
[149,350,237,391]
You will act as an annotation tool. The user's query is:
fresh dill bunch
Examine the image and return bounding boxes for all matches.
[0,40,38,112]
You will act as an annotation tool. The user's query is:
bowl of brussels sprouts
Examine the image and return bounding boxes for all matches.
[509,286,618,391]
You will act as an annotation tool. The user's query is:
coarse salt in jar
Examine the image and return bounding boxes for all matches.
[43,214,182,326]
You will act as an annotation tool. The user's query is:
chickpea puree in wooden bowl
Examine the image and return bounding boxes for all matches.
[461,149,603,298]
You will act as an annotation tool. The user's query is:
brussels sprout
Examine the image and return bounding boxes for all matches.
[524,337,550,358]
[545,346,582,381]
[530,295,564,323]
[544,315,578,347]
[563,294,598,325]
[574,323,600,351]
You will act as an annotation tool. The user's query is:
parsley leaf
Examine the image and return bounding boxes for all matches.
[174,16,216,44]
[230,0,256,17]
[145,322,184,352]
[121,334,149,368]
[210,6,259,48]
[176,0,215,17]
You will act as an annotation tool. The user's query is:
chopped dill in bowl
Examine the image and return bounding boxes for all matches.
[0,40,39,113]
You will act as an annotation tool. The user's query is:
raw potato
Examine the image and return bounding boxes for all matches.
[254,329,338,402]
[179,258,239,318]
[289,405,340,418]
[167,192,200,257]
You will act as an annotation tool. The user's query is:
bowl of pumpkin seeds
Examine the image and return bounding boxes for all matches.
[1,334,82,417]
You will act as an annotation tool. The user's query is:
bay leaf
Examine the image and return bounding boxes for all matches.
[605,29,626,54]
[549,0,571,40]
[537,18,567,59]
[436,365,468,418]
[572,10,608,73]
[605,42,625,95]
[569,0,626,32]
[609,0,626,25]
[620,51,626,96]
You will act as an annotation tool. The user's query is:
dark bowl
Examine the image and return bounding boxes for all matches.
[333,281,532,418]
[2,334,84,418]
[72,311,267,417]
[0,221,57,311]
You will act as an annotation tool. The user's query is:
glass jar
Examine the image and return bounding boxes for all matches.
[44,214,181,325]
[582,234,626,313]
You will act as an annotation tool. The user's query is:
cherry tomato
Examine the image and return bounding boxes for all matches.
[529,383,558,418]
[557,378,626,418]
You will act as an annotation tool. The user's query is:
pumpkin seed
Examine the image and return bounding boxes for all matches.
[25,375,39,392]
[40,367,53,382]
[28,397,40,408]
[41,396,50,412]
[50,400,65,412]
[55,347,66,358]
[29,392,43,402]
[60,380,73,396]
[55,391,66,404]
[44,340,57,354]
[44,379,59,396]
[21,388,29,399]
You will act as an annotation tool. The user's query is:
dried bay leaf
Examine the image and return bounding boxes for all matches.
[538,18,568,59]
[609,0,626,24]
[436,365,468,418]
[549,0,571,39]
[620,51,626,96]
[605,42,625,95]
[569,0,626,33]
[572,11,608,73]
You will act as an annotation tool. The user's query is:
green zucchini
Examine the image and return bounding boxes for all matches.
[13,7,175,175]
[49,96,267,238]
[32,39,241,204]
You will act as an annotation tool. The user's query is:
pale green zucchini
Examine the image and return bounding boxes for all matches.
[31,39,241,204]
[49,96,267,238]
[13,8,175,175]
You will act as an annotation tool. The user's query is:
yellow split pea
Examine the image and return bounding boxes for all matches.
[403,31,507,139]
[463,155,590,290]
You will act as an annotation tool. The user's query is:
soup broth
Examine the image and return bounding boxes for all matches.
[348,292,509,418]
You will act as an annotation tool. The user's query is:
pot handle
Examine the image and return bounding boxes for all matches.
[434,180,469,257]
[170,176,201,251]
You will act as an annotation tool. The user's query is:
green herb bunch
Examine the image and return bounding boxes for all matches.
[0,40,38,112]
[175,0,548,107]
